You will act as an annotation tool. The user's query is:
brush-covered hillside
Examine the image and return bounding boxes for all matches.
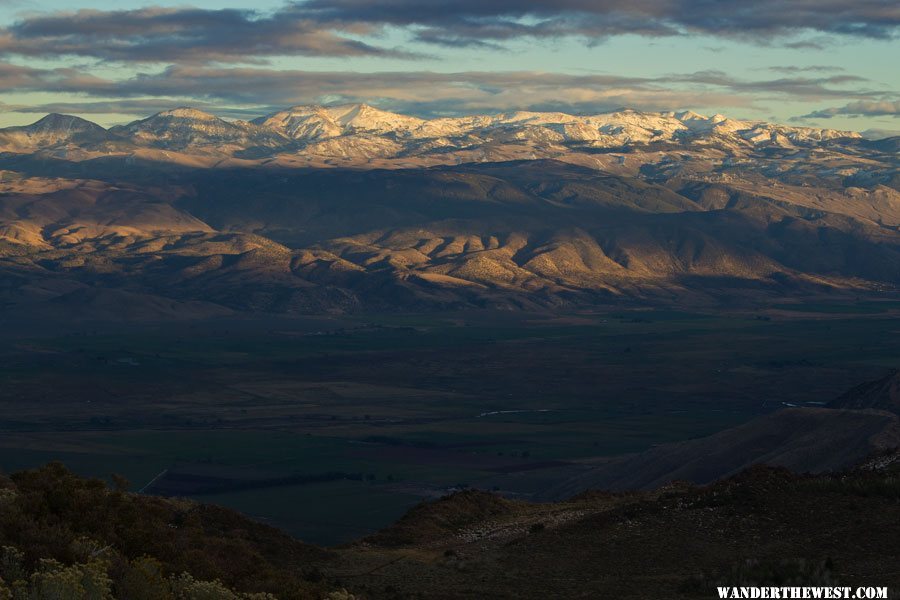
[3,460,899,599]
[0,463,347,599]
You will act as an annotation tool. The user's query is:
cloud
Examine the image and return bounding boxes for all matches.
[0,61,51,87]
[63,68,707,113]
[1,64,885,119]
[0,0,897,66]
[298,0,900,46]
[765,65,846,74]
[2,97,283,122]
[672,70,876,99]
[3,98,239,116]
[799,100,900,119]
[0,6,414,63]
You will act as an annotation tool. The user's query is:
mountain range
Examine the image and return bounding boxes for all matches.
[1,105,899,316]
[1,105,893,177]
[2,105,900,598]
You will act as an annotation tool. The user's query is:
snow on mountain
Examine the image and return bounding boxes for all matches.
[25,113,108,140]
[258,103,426,141]
[252,104,860,153]
[0,113,110,149]
[110,108,287,151]
[0,106,865,163]
[254,105,344,141]
[325,103,426,134]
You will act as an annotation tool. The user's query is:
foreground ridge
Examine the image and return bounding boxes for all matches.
[2,458,899,599]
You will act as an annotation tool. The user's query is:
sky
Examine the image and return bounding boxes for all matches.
[0,0,897,134]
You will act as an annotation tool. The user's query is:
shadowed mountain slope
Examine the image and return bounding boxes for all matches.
[542,407,900,500]
[830,370,900,414]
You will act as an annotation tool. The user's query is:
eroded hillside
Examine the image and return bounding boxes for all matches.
[1,157,899,317]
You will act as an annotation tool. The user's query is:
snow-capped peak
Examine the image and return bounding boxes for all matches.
[151,108,221,121]
[27,113,105,133]
[250,104,862,149]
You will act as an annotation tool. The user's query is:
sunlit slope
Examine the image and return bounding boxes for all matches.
[1,159,899,316]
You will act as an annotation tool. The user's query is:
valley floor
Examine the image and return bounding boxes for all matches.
[2,304,900,544]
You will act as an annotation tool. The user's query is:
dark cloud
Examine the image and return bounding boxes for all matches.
[0,61,51,87]
[0,0,896,66]
[298,0,900,45]
[799,100,900,119]
[0,61,100,92]
[2,64,883,119]
[0,6,414,63]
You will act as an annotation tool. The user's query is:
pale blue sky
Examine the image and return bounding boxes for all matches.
[0,0,897,133]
